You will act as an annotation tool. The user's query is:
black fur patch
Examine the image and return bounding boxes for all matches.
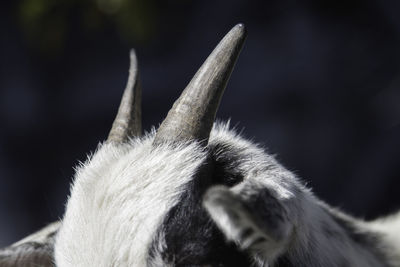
[208,142,246,187]
[273,255,296,267]
[148,145,254,266]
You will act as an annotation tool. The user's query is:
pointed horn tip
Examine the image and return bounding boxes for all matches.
[129,49,138,67]
[106,48,142,143]
[231,23,247,40]
[234,23,246,33]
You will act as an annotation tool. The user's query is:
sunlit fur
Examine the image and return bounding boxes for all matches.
[55,122,400,267]
[55,130,207,266]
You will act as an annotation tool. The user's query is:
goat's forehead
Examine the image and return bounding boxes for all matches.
[55,138,207,265]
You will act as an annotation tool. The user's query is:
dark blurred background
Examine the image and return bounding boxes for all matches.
[1,0,400,247]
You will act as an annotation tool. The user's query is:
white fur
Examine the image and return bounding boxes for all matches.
[55,132,207,266]
[368,212,400,265]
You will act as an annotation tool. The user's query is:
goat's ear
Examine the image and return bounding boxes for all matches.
[0,222,60,267]
[203,185,292,262]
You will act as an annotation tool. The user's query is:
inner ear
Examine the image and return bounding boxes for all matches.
[203,186,268,250]
[203,185,293,262]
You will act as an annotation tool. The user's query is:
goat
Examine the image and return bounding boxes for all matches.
[1,24,400,267]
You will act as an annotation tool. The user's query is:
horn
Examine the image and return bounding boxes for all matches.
[153,24,247,145]
[107,49,142,143]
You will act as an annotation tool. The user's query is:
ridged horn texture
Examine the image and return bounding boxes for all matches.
[107,49,142,143]
[153,24,247,146]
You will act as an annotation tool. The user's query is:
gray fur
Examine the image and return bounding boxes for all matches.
[0,222,59,266]
[202,124,398,267]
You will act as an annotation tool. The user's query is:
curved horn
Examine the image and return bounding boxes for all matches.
[153,24,247,145]
[107,49,142,143]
